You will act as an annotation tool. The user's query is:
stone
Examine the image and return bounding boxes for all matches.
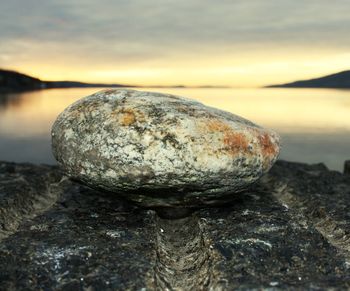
[51,89,280,207]
[344,160,350,175]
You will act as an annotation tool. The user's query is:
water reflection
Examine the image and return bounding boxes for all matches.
[0,87,349,170]
[0,92,23,108]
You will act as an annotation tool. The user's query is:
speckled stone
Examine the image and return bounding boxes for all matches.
[51,89,280,207]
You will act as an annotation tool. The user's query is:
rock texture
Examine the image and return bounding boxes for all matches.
[344,160,350,175]
[0,160,350,290]
[52,89,280,207]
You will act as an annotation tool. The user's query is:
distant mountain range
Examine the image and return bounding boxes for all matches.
[0,69,132,92]
[4,68,349,91]
[0,69,228,92]
[267,70,350,88]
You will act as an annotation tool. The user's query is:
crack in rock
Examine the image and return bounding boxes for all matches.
[153,213,224,290]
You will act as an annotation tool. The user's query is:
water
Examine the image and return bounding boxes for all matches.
[1,87,349,171]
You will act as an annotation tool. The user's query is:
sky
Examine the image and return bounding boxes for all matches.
[1,0,350,87]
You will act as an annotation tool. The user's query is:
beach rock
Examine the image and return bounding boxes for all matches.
[344,160,350,175]
[1,160,350,290]
[51,89,280,207]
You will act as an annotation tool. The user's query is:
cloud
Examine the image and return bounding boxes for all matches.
[1,0,350,85]
[2,0,350,47]
[55,0,350,44]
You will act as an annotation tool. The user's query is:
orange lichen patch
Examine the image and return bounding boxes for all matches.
[206,120,232,132]
[119,109,136,126]
[113,108,146,126]
[257,133,278,156]
[223,132,249,155]
[205,119,251,155]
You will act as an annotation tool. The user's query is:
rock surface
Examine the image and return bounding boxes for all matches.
[1,160,350,290]
[52,89,280,207]
[344,160,350,175]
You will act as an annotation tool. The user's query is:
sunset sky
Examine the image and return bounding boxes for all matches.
[1,0,350,87]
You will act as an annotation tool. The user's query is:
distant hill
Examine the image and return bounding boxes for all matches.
[0,69,229,92]
[267,70,350,88]
[0,69,43,92]
[0,69,130,92]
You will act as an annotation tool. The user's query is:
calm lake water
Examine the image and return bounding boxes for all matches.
[1,87,350,171]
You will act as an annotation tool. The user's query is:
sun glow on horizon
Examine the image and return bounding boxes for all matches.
[4,49,350,88]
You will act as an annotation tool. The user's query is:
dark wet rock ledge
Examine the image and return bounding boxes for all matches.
[0,159,350,290]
